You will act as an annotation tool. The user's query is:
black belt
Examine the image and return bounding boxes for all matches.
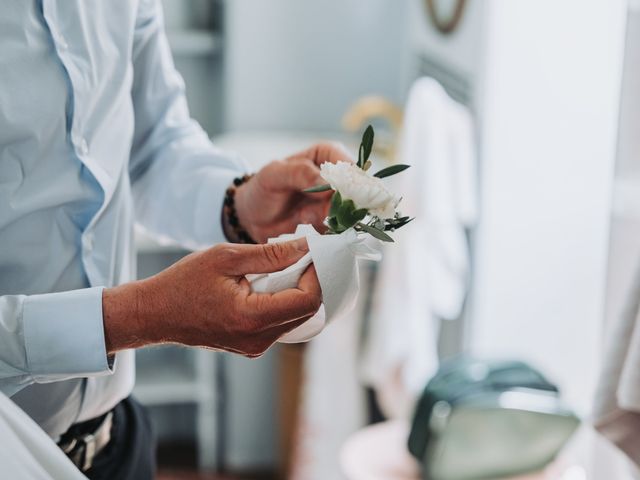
[58,410,114,472]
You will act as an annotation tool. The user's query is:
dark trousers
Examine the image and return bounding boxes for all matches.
[84,396,156,480]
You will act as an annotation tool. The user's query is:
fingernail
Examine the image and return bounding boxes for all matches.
[292,237,309,252]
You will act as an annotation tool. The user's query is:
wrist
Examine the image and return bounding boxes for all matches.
[222,206,242,243]
[222,174,256,244]
[102,280,154,354]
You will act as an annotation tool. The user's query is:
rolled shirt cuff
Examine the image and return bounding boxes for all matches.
[22,287,112,383]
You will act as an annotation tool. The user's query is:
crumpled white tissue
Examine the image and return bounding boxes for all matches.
[246,224,381,343]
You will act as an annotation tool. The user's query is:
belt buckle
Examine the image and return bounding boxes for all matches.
[81,432,97,471]
[60,438,77,455]
[60,411,113,472]
[63,433,96,472]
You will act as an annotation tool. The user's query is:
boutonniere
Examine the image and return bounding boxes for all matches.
[305,125,413,242]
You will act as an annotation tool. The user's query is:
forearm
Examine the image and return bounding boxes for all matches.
[221,206,242,244]
[128,0,247,249]
[221,178,255,244]
[102,280,163,354]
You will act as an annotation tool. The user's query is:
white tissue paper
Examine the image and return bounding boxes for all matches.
[247,224,381,343]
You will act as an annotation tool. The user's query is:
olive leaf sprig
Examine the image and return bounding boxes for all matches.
[304,125,413,242]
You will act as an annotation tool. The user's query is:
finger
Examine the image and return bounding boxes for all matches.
[294,200,330,232]
[297,264,321,297]
[247,264,322,327]
[225,238,309,275]
[309,208,329,234]
[278,159,324,192]
[240,315,313,358]
[289,142,354,167]
[265,314,314,342]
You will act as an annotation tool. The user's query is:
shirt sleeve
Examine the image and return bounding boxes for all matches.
[129,0,247,250]
[0,288,113,398]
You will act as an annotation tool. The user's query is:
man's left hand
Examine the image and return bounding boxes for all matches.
[232,142,351,243]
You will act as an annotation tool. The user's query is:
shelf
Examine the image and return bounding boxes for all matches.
[167,30,222,56]
[134,379,203,405]
[134,362,213,405]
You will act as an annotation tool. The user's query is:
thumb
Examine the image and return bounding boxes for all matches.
[280,160,323,191]
[229,238,309,275]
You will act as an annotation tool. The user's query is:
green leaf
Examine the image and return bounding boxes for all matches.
[327,216,341,233]
[337,199,358,229]
[384,217,414,231]
[352,208,368,223]
[335,201,368,230]
[329,190,342,217]
[385,216,411,225]
[303,184,332,193]
[361,125,374,166]
[357,222,394,242]
[373,164,411,179]
[357,145,365,169]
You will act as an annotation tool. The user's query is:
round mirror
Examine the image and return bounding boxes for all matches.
[425,0,467,35]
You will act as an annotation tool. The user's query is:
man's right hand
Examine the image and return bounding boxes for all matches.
[102,238,320,357]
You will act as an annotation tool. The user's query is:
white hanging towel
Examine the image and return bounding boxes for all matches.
[0,393,87,479]
[594,264,640,467]
[360,77,478,418]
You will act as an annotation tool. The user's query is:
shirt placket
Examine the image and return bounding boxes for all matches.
[39,0,108,286]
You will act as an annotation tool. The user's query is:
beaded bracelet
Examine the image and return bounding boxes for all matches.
[223,174,256,244]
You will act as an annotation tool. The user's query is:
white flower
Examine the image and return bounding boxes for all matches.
[320,161,399,219]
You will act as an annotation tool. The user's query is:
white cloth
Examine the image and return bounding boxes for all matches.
[248,224,381,343]
[0,0,245,438]
[360,78,477,417]
[594,264,640,467]
[0,393,87,479]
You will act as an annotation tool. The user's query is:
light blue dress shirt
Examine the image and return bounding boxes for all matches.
[0,0,245,438]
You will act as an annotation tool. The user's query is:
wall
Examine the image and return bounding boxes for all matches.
[468,0,627,415]
[615,1,640,180]
[407,0,487,84]
[606,6,640,335]
[224,0,411,132]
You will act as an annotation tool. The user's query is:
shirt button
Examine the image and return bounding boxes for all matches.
[78,138,89,156]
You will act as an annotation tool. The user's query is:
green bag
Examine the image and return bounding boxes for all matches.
[408,356,580,480]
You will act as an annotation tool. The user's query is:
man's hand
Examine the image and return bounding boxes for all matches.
[102,238,320,357]
[232,142,352,243]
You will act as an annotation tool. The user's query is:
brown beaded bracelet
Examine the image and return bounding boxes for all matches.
[223,174,256,244]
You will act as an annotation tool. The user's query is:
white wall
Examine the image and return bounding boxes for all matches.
[224,0,410,132]
[468,0,627,415]
[607,8,640,330]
